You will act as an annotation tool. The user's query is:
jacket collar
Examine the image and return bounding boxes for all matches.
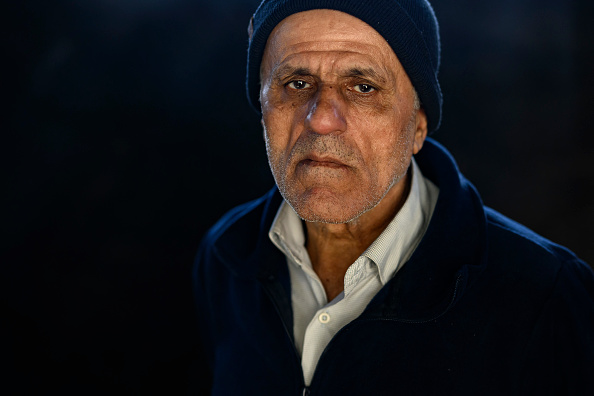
[367,138,488,320]
[209,186,285,280]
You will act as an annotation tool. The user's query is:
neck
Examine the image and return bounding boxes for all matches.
[305,171,411,300]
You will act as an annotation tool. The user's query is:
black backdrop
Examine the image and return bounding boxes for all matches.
[4,0,593,394]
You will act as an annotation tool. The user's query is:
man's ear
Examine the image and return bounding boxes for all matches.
[412,107,428,155]
[248,16,254,41]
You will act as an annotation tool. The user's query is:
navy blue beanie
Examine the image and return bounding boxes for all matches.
[246,0,442,133]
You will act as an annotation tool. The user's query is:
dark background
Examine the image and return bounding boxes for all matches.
[4,0,593,394]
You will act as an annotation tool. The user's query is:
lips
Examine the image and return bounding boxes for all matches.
[301,159,345,168]
[299,154,349,169]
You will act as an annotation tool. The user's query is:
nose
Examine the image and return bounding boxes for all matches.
[304,86,347,135]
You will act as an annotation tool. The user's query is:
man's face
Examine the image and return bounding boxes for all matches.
[260,9,427,224]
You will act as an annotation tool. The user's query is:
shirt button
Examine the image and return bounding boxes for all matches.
[319,313,330,324]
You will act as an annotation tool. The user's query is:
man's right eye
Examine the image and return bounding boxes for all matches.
[286,80,311,90]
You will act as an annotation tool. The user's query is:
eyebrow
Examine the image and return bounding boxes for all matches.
[345,67,387,84]
[271,64,312,82]
[269,64,387,84]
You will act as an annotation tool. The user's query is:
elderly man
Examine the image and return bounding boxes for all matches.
[193,0,594,394]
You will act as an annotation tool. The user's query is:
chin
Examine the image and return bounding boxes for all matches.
[285,191,380,224]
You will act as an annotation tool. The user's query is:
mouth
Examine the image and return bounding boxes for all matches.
[299,154,349,169]
[300,159,346,169]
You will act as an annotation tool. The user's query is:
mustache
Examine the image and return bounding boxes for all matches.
[288,133,361,166]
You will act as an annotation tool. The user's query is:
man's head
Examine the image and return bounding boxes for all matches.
[247,0,442,224]
[247,0,442,132]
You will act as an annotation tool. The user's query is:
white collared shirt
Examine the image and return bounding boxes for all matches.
[268,157,439,385]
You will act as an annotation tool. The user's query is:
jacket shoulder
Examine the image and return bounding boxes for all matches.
[196,187,282,273]
[485,207,594,394]
[203,191,271,247]
[484,206,590,285]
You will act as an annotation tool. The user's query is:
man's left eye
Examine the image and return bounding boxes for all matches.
[353,84,375,93]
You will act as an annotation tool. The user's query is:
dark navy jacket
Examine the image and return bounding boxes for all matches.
[193,138,594,395]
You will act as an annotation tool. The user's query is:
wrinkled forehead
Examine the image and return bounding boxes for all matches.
[267,10,387,49]
[260,9,400,79]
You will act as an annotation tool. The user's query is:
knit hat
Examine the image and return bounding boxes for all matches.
[246,0,443,133]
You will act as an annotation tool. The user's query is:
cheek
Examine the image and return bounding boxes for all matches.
[262,113,295,167]
[262,84,307,113]
[263,104,308,155]
[351,116,413,179]
[350,110,397,155]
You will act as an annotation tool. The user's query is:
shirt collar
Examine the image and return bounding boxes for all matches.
[269,200,307,266]
[363,157,437,284]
